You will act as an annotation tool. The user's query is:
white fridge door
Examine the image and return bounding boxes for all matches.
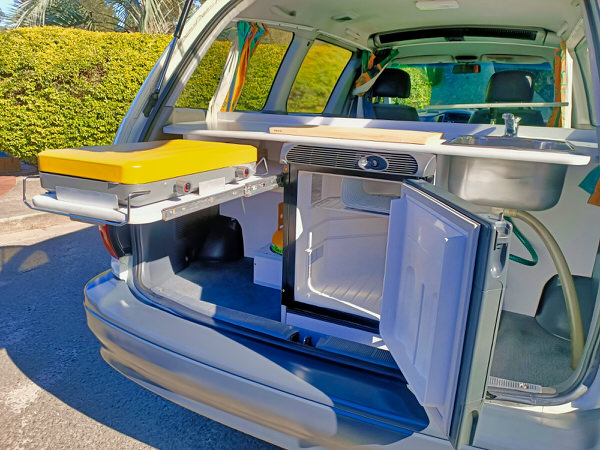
[380,181,504,442]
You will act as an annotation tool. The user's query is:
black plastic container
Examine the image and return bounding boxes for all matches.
[198,215,244,262]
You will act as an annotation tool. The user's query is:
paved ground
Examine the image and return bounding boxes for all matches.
[0,176,16,196]
[0,223,277,449]
[0,168,71,235]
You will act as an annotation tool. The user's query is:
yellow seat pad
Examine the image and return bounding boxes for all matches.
[38,140,257,185]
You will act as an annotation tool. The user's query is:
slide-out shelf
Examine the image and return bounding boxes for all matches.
[26,174,282,226]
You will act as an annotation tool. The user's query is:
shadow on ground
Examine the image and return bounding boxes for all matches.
[0,226,275,449]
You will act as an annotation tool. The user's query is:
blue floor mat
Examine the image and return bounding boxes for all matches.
[156,257,282,321]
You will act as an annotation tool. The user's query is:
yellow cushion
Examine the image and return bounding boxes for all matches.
[38,140,257,185]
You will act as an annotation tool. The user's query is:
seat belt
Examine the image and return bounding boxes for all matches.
[350,94,374,119]
[349,95,359,118]
[362,94,375,119]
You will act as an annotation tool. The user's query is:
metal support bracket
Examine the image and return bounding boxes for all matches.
[161,175,282,221]
[23,175,149,227]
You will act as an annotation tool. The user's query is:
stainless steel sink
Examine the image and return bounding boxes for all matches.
[446,135,573,151]
[444,135,571,210]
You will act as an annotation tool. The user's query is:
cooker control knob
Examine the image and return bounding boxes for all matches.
[174,179,192,195]
[235,166,250,180]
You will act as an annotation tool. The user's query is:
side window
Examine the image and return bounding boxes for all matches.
[575,38,598,125]
[236,29,293,111]
[287,41,352,114]
[175,27,293,111]
[175,30,232,110]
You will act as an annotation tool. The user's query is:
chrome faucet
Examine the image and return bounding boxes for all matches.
[502,113,521,137]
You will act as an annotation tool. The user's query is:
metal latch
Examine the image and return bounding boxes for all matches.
[493,220,511,250]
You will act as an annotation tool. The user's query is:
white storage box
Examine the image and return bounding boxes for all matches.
[253,244,282,289]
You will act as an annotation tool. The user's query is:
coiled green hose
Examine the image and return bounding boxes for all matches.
[506,217,538,267]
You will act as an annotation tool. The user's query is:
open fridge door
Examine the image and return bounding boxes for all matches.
[380,180,510,448]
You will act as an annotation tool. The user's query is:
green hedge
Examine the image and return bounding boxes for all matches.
[237,44,289,110]
[174,40,231,110]
[396,68,432,110]
[1,27,433,163]
[287,42,352,114]
[175,41,291,111]
[0,27,170,163]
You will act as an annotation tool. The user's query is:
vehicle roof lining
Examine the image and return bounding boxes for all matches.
[239,0,582,49]
[229,17,557,64]
[233,17,561,57]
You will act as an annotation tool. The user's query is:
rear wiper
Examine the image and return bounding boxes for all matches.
[143,0,196,117]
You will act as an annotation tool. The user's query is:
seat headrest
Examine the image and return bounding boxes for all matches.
[486,70,535,103]
[372,68,411,98]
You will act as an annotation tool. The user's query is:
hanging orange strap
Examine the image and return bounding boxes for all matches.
[547,41,567,127]
[354,49,399,93]
[223,22,268,111]
[589,182,600,206]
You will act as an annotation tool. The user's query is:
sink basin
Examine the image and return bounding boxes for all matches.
[444,135,570,210]
[447,135,573,152]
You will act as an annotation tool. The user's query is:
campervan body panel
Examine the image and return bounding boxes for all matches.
[84,175,510,447]
[23,0,600,448]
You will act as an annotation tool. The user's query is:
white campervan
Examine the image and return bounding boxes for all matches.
[25,0,600,448]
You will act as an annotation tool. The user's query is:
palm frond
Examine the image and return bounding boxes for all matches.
[107,0,141,31]
[10,0,187,32]
[45,0,94,29]
[139,0,169,33]
[11,0,56,26]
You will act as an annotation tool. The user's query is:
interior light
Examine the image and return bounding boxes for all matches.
[415,0,459,11]
[332,14,357,22]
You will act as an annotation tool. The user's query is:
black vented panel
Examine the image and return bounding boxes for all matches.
[285,145,419,176]
[378,27,538,44]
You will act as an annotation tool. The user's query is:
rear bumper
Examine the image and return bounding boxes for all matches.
[84,271,434,449]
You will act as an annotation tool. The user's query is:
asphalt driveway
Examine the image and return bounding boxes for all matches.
[0,223,276,449]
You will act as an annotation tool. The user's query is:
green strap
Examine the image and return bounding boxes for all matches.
[506,217,538,266]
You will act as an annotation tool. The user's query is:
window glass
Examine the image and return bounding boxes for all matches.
[389,61,561,126]
[175,30,232,110]
[235,29,292,110]
[575,39,597,125]
[287,41,352,113]
[175,27,292,111]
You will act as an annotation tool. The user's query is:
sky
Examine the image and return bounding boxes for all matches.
[0,0,12,15]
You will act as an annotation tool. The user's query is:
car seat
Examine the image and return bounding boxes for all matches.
[469,70,545,126]
[371,69,419,121]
